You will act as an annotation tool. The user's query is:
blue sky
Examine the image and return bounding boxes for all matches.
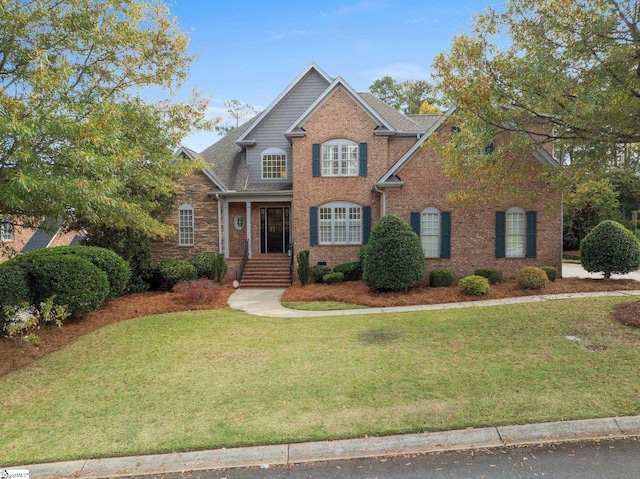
[167,0,498,151]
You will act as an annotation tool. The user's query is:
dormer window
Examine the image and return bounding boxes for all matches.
[262,148,287,179]
[322,139,358,176]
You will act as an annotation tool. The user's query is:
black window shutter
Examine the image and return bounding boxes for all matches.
[310,207,318,246]
[526,211,537,258]
[441,211,451,258]
[495,211,506,258]
[312,144,320,177]
[359,143,368,176]
[410,212,420,237]
[362,206,371,244]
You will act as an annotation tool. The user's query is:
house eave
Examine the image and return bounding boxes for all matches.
[235,140,256,147]
[375,181,404,191]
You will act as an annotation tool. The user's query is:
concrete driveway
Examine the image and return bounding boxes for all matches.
[562,262,640,281]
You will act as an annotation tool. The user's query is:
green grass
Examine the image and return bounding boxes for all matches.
[2,297,640,466]
[282,301,366,310]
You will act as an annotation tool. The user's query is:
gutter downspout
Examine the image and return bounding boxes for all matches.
[215,194,223,255]
[373,184,386,218]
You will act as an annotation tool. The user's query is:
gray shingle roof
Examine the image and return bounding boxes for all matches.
[359,93,430,133]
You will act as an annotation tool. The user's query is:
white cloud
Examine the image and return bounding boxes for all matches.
[266,29,312,42]
[406,16,438,25]
[362,63,431,83]
[324,1,383,17]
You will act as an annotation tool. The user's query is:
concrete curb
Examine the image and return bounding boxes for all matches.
[19,416,640,478]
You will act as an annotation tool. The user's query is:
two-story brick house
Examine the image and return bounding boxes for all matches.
[151,63,562,286]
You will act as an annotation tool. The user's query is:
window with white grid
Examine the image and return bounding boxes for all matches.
[261,148,287,179]
[506,206,525,257]
[321,139,358,177]
[318,202,362,245]
[421,207,440,258]
[178,205,194,246]
[1,217,14,242]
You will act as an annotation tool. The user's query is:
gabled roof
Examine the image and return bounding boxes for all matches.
[377,106,456,185]
[377,106,559,186]
[176,145,227,192]
[359,93,428,134]
[236,62,332,145]
[285,77,396,138]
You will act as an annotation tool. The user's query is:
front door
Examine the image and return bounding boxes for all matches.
[260,207,290,254]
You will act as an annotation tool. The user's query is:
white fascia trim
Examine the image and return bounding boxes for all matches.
[377,105,457,184]
[285,78,395,136]
[175,146,228,192]
[236,62,333,143]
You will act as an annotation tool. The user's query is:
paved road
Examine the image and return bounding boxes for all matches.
[125,438,640,479]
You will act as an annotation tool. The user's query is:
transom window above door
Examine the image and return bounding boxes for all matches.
[262,148,287,179]
[322,139,358,176]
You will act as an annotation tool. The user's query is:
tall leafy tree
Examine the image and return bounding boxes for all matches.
[0,0,213,238]
[369,76,439,114]
[432,0,640,192]
[214,99,257,136]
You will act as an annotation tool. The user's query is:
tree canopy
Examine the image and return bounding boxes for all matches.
[214,99,257,136]
[0,0,213,238]
[369,76,439,114]
[432,0,640,191]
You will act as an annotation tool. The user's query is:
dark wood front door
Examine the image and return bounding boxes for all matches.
[260,207,290,254]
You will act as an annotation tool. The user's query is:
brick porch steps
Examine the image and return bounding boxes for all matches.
[239,255,292,288]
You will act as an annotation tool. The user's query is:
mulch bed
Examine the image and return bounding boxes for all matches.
[612,300,640,328]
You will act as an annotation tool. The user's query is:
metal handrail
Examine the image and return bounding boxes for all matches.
[288,242,294,284]
[236,239,250,282]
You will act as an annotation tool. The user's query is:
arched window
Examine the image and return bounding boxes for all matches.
[261,148,287,179]
[421,207,440,258]
[178,204,194,246]
[321,139,358,176]
[318,201,362,245]
[506,206,525,258]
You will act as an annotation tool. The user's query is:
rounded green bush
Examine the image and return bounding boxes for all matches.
[540,266,558,282]
[0,262,32,334]
[581,220,640,279]
[473,267,503,284]
[310,265,332,283]
[516,266,548,290]
[323,272,344,284]
[28,255,109,314]
[38,246,130,298]
[332,262,362,281]
[190,253,227,283]
[155,260,198,291]
[458,275,490,296]
[362,214,425,292]
[429,269,456,288]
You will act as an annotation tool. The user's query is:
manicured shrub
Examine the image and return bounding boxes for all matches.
[27,255,109,314]
[323,272,344,284]
[297,250,310,286]
[473,267,503,285]
[332,262,362,281]
[0,262,32,310]
[541,266,558,282]
[155,260,198,291]
[458,275,490,296]
[581,220,640,279]
[310,265,332,283]
[362,214,425,292]
[516,266,548,290]
[34,246,130,298]
[189,253,226,283]
[429,269,456,288]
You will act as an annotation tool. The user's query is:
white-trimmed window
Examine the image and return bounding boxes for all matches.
[421,207,440,258]
[178,204,194,246]
[319,202,362,245]
[506,206,525,258]
[1,217,14,242]
[321,139,358,177]
[262,148,287,179]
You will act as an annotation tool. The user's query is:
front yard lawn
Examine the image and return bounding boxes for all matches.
[2,297,640,466]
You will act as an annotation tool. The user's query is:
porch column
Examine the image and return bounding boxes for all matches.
[223,200,230,258]
[246,201,252,258]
